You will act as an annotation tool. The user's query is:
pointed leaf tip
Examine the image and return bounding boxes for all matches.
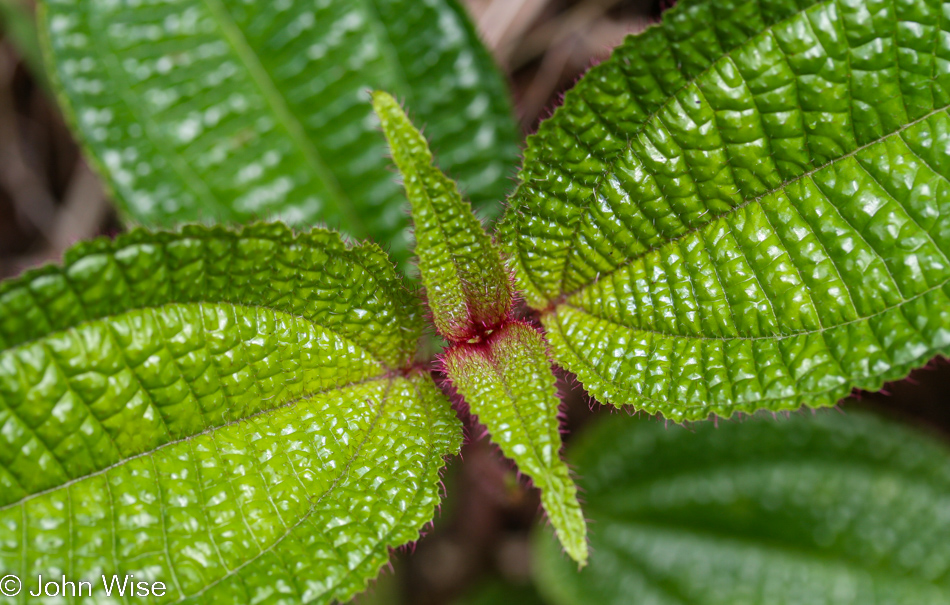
[373,91,512,344]
[500,0,950,422]
[444,322,588,565]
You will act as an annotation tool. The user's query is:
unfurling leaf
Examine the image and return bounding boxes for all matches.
[373,91,512,343]
[375,96,586,565]
[444,323,587,566]
[0,224,461,603]
[501,0,950,420]
[534,411,950,605]
[37,0,520,265]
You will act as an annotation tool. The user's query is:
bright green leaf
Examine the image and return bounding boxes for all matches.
[373,91,511,343]
[534,411,950,605]
[0,224,461,603]
[501,0,950,420]
[37,0,519,265]
[444,322,587,566]
[372,93,583,564]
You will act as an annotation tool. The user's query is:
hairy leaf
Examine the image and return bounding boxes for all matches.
[38,0,519,264]
[444,322,587,565]
[534,411,950,605]
[501,0,950,420]
[374,91,511,343]
[0,224,461,603]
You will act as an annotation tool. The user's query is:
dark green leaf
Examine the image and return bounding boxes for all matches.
[535,411,950,605]
[38,0,519,265]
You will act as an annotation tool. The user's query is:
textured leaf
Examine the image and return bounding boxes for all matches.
[535,411,950,605]
[501,0,950,420]
[0,224,461,603]
[374,91,511,343]
[444,322,587,565]
[373,94,584,564]
[37,0,519,264]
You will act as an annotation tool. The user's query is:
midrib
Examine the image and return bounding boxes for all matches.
[200,0,365,233]
[545,103,950,311]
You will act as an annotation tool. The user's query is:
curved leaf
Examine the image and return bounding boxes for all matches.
[535,411,950,605]
[38,0,519,264]
[373,91,511,343]
[502,0,950,420]
[0,224,461,603]
[502,0,824,307]
[444,322,587,565]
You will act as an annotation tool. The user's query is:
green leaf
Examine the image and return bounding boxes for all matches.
[501,0,950,420]
[444,322,587,566]
[0,224,462,603]
[372,93,585,564]
[534,411,950,605]
[37,0,519,265]
[373,91,511,343]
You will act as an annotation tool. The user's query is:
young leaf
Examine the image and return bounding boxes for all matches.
[373,96,586,564]
[0,224,461,603]
[37,0,519,265]
[534,411,950,605]
[444,323,587,566]
[501,0,950,420]
[373,91,511,343]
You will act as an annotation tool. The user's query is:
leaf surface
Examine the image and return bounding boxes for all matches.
[0,224,461,603]
[444,322,587,565]
[373,91,511,342]
[535,412,950,605]
[38,0,519,264]
[501,0,950,420]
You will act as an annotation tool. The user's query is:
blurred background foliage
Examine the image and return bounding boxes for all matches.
[1,0,949,603]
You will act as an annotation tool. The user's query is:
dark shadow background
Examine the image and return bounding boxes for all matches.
[1,1,947,603]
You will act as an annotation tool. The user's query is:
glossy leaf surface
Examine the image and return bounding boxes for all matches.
[444,322,587,565]
[535,412,950,605]
[0,224,461,603]
[38,0,519,264]
[501,0,950,420]
[374,92,511,343]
